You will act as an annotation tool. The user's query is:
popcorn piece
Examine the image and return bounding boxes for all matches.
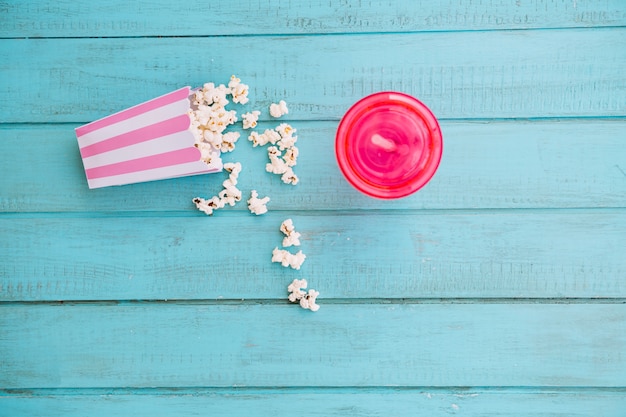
[271,247,306,270]
[281,167,299,185]
[280,218,301,247]
[266,147,289,174]
[272,247,291,267]
[276,123,296,138]
[248,131,263,147]
[228,75,250,104]
[192,89,205,107]
[247,190,270,215]
[248,129,281,147]
[220,131,241,153]
[218,184,242,206]
[283,146,299,167]
[299,289,320,312]
[267,146,281,157]
[266,159,289,175]
[275,123,297,151]
[277,134,297,151]
[287,278,308,302]
[203,130,222,148]
[282,231,301,247]
[224,162,242,177]
[227,75,241,87]
[269,100,289,118]
[287,279,320,312]
[202,82,229,107]
[242,110,261,129]
[288,256,303,270]
[192,196,223,216]
[289,251,306,269]
[222,177,237,188]
[262,129,281,145]
[280,218,296,236]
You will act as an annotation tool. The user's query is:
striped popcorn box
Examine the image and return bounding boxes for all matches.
[75,87,223,189]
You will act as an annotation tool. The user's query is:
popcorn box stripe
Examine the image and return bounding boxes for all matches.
[75,87,191,137]
[76,99,191,148]
[81,130,195,170]
[86,160,212,189]
[85,147,201,180]
[75,86,223,189]
[79,114,190,158]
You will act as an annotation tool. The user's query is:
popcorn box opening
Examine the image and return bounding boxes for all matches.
[75,87,223,189]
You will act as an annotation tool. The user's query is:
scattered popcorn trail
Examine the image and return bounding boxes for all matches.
[247,190,270,215]
[191,86,314,309]
[193,161,243,215]
[269,100,289,118]
[287,278,320,312]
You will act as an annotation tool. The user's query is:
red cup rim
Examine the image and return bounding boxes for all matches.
[335,92,443,199]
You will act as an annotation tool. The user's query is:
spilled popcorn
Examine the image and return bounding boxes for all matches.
[188,80,314,310]
[193,162,242,215]
[188,76,249,167]
[287,279,320,312]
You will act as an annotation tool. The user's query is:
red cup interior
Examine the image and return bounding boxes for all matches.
[335,92,443,199]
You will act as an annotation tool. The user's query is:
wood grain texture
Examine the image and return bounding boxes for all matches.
[1,303,625,388]
[1,29,625,123]
[1,390,625,417]
[1,120,625,213]
[2,0,625,414]
[3,0,625,38]
[2,210,625,301]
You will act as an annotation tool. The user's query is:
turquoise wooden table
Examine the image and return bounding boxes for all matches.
[1,1,626,415]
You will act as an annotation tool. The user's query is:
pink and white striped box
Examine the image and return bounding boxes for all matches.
[75,87,222,189]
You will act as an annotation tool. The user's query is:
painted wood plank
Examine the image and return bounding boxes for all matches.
[1,210,625,301]
[1,29,624,123]
[1,303,624,388]
[3,0,626,38]
[1,389,625,417]
[1,120,625,213]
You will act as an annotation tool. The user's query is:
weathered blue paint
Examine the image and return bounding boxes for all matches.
[1,1,625,415]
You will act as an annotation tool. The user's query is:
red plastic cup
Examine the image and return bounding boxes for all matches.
[335,92,443,199]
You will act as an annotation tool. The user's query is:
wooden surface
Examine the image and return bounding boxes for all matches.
[1,1,625,416]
